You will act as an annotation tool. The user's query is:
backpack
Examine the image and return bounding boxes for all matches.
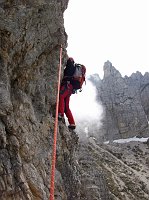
[72,64,86,90]
[63,61,86,90]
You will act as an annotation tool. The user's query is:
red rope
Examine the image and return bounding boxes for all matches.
[49,45,62,200]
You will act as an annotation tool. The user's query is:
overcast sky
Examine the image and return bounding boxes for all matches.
[64,0,149,78]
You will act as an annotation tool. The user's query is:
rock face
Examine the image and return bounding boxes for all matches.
[0,1,81,199]
[78,138,149,200]
[94,61,149,140]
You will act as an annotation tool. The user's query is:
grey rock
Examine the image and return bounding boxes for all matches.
[92,61,149,140]
[146,138,149,146]
[0,1,74,199]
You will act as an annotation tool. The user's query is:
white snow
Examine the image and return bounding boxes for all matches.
[104,141,110,144]
[104,136,149,144]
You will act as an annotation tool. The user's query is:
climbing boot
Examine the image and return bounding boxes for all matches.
[68,124,76,130]
[58,113,63,120]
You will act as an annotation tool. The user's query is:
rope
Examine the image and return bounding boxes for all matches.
[49,45,63,200]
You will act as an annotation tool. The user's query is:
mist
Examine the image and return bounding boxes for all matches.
[69,80,104,140]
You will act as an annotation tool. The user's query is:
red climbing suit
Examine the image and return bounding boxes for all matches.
[58,83,75,125]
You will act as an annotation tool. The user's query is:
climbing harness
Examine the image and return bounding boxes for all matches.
[49,45,62,200]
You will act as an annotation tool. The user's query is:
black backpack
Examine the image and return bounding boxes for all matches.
[63,62,86,90]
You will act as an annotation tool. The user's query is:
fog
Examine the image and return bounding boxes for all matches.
[69,80,104,139]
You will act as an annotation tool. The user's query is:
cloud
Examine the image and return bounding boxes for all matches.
[69,80,104,139]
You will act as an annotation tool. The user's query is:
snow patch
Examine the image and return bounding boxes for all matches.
[104,136,149,144]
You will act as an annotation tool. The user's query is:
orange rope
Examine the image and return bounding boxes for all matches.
[49,45,62,200]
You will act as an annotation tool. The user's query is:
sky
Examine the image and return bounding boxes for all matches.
[64,0,149,78]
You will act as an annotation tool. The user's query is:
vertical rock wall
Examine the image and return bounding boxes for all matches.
[98,61,149,140]
[0,1,82,200]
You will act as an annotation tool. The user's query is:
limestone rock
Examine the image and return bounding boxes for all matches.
[94,61,149,140]
[78,138,149,200]
[0,1,79,199]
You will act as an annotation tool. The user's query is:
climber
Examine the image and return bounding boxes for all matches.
[58,57,86,130]
[58,57,76,130]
